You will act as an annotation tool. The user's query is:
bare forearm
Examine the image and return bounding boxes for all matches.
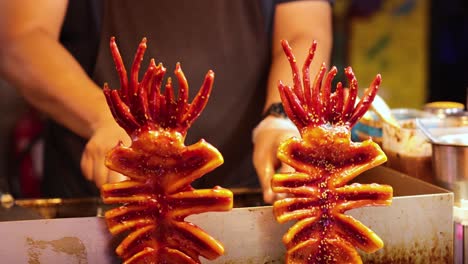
[264,1,333,111]
[0,30,110,139]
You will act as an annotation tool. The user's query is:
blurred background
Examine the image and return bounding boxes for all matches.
[332,0,467,108]
[1,0,467,198]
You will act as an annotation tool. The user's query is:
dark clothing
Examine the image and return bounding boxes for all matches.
[429,0,468,104]
[43,0,330,197]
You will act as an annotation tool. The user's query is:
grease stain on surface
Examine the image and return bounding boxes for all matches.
[26,236,87,264]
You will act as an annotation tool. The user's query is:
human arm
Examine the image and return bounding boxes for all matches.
[253,0,333,203]
[0,0,127,189]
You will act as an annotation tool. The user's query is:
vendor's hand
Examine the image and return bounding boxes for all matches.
[81,119,130,189]
[252,116,300,204]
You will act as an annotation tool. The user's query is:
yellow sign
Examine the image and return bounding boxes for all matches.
[348,0,428,109]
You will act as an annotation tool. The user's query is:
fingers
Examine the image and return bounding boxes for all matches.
[253,130,294,204]
[80,147,94,182]
[260,161,294,204]
[81,121,130,189]
[253,141,273,203]
[108,170,128,183]
[253,126,299,204]
[272,162,295,201]
[279,162,295,174]
[253,133,276,204]
[81,140,127,190]
[94,152,109,188]
[259,162,276,204]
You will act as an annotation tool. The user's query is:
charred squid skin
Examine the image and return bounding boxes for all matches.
[273,40,393,263]
[101,37,233,263]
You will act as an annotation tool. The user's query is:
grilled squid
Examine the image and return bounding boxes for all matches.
[100,37,233,264]
[272,40,393,264]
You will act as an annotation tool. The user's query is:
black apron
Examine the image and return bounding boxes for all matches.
[43,0,271,197]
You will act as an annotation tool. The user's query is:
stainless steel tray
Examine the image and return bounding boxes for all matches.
[0,166,454,263]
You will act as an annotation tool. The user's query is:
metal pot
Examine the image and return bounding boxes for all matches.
[432,141,468,205]
[416,115,468,205]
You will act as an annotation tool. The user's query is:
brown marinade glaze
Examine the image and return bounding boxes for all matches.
[286,143,379,172]
[103,184,151,197]
[335,218,372,249]
[279,177,324,188]
[336,191,391,201]
[107,147,212,180]
[167,196,232,210]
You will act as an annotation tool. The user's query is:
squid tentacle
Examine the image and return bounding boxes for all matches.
[302,40,317,111]
[175,63,190,124]
[321,66,337,122]
[148,64,166,125]
[311,63,327,123]
[133,60,155,124]
[348,74,381,127]
[182,71,215,129]
[281,40,305,104]
[129,38,147,103]
[342,67,358,121]
[110,37,129,105]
